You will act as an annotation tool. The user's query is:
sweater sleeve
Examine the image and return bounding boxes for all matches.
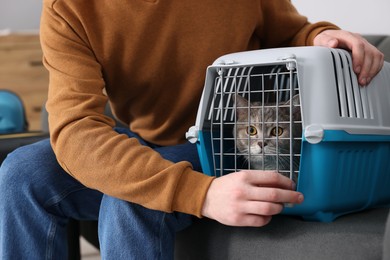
[40,0,213,217]
[259,0,340,48]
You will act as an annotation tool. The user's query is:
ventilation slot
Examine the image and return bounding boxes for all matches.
[331,49,373,119]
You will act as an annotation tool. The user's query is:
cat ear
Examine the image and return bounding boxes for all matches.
[234,94,249,108]
[292,94,300,106]
[234,94,249,117]
[285,94,300,106]
[287,94,302,120]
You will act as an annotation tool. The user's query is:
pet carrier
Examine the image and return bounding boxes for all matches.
[186,46,390,222]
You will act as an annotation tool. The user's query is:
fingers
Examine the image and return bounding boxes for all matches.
[313,30,385,86]
[228,214,273,227]
[244,185,304,205]
[355,43,384,86]
[345,34,384,85]
[239,170,296,190]
[201,170,304,227]
[241,200,284,216]
[232,171,303,204]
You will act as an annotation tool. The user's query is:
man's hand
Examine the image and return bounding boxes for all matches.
[313,30,384,86]
[201,170,304,227]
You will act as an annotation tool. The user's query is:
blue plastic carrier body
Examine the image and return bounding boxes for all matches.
[284,130,390,222]
[197,129,390,222]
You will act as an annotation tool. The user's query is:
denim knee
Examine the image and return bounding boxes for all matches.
[0,145,34,196]
[0,139,57,201]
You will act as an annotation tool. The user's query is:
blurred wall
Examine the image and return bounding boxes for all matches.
[293,0,390,35]
[0,0,42,33]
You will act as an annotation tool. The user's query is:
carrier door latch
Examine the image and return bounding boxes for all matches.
[304,125,324,144]
[186,126,199,144]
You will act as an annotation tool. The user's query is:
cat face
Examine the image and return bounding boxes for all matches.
[233,94,301,173]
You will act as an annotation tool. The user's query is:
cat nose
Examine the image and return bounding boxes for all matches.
[258,141,267,148]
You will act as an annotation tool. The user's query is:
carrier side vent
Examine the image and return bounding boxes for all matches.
[331,49,373,119]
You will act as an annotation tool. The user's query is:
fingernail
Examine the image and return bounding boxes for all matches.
[298,194,304,203]
[292,182,297,190]
[360,77,367,86]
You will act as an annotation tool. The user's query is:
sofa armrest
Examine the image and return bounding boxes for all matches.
[363,35,390,62]
[0,132,49,163]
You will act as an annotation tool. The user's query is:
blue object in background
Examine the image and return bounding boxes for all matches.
[0,90,27,133]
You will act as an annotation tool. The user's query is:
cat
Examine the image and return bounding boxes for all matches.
[233,94,302,181]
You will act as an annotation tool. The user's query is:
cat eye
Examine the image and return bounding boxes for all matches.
[246,125,257,136]
[271,127,283,136]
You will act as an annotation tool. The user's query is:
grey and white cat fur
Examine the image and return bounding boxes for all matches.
[233,94,302,180]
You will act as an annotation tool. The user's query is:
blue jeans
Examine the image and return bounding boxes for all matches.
[0,128,201,259]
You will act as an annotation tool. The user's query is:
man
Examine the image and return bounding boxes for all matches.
[0,0,384,259]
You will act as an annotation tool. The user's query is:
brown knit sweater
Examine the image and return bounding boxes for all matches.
[40,0,338,217]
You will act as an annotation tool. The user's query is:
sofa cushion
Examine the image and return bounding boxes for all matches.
[175,208,389,260]
[384,212,390,260]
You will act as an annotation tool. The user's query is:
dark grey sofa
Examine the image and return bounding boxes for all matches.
[175,35,390,260]
[386,215,390,260]
[176,209,389,260]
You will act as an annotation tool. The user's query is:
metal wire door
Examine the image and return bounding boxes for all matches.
[208,64,302,180]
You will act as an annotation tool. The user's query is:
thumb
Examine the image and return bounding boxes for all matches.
[314,33,339,48]
[325,38,339,48]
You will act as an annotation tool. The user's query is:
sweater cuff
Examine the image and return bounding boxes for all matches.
[171,167,214,218]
